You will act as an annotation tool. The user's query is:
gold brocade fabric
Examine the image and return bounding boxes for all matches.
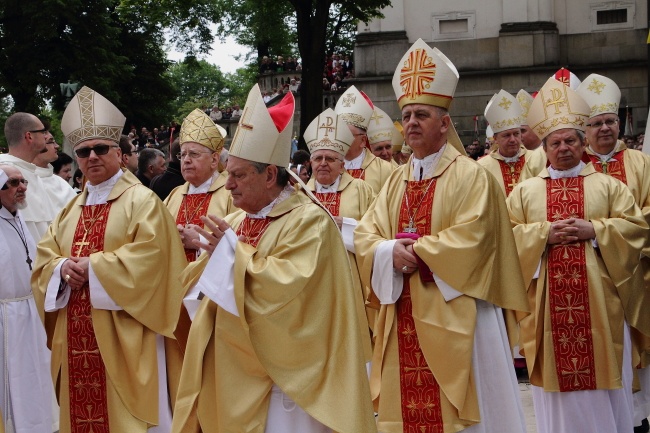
[354,143,529,433]
[171,191,376,433]
[506,164,650,391]
[307,172,376,360]
[519,146,547,180]
[357,150,395,194]
[477,146,545,197]
[32,170,188,430]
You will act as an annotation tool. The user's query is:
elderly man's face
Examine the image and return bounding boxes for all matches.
[311,149,343,186]
[370,141,393,162]
[494,128,522,158]
[544,128,586,171]
[225,156,275,214]
[180,142,218,187]
[75,139,122,185]
[0,165,28,213]
[585,113,619,152]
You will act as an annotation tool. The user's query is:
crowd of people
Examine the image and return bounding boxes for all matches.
[0,37,648,433]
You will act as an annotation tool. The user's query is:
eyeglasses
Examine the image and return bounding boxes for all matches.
[586,119,618,129]
[2,178,28,189]
[310,155,343,164]
[177,150,213,160]
[74,144,119,158]
[28,127,48,134]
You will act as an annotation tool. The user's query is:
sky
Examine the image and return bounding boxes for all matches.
[166,36,249,74]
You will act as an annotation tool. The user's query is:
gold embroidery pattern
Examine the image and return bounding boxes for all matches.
[400,48,437,100]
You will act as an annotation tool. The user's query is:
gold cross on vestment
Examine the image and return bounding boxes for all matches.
[319,116,335,136]
[561,357,591,387]
[404,352,430,386]
[555,293,585,324]
[77,404,105,429]
[71,337,100,369]
[545,88,567,115]
[74,232,90,257]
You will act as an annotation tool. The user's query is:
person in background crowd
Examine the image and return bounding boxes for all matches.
[151,139,184,201]
[137,148,166,188]
[118,135,139,174]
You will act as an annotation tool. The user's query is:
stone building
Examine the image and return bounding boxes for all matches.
[353,0,648,142]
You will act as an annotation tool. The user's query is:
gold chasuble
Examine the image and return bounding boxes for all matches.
[586,140,650,367]
[354,143,529,433]
[307,172,375,359]
[477,147,546,197]
[32,171,188,432]
[172,191,376,433]
[164,171,235,262]
[507,165,650,391]
[346,150,394,194]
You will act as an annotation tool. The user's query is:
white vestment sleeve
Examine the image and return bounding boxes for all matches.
[371,240,404,304]
[45,260,70,312]
[533,259,542,279]
[88,262,123,310]
[183,284,202,321]
[195,228,239,316]
[431,272,463,302]
[340,217,357,253]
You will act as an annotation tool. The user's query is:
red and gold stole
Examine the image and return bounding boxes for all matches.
[68,203,112,433]
[546,177,597,391]
[498,156,526,197]
[314,192,342,216]
[176,193,212,262]
[347,168,365,180]
[236,217,273,248]
[396,179,443,433]
[588,151,627,185]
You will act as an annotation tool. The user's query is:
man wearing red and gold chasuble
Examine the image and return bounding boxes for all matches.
[354,39,529,433]
[171,86,376,433]
[31,86,188,433]
[508,76,650,433]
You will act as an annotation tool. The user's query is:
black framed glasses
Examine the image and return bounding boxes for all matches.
[1,178,28,189]
[28,127,48,134]
[75,144,119,158]
[586,119,618,129]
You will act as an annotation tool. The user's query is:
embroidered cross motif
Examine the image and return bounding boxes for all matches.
[555,293,585,324]
[498,96,512,110]
[319,116,335,136]
[404,352,430,386]
[400,48,436,100]
[341,93,356,107]
[560,357,592,388]
[587,78,605,95]
[71,337,100,369]
[545,87,568,115]
[369,110,384,125]
[77,404,106,430]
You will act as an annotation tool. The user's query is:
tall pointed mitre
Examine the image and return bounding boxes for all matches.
[61,86,126,147]
[393,38,459,110]
[304,108,353,157]
[392,38,465,155]
[527,76,590,140]
[229,84,295,168]
[551,67,581,90]
[180,108,227,152]
[516,90,534,125]
[484,90,523,134]
[392,121,404,152]
[576,74,621,118]
[367,107,398,145]
[334,85,374,130]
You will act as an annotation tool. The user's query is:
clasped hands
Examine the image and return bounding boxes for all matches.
[393,238,418,274]
[547,218,596,245]
[60,257,90,290]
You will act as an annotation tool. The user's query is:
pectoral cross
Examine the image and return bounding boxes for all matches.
[600,161,608,174]
[26,256,32,271]
[404,219,418,233]
[75,231,90,257]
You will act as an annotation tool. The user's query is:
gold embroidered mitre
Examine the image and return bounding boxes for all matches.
[527,76,590,140]
[484,90,523,134]
[61,86,126,147]
[516,90,534,125]
[334,85,374,130]
[304,108,353,157]
[576,74,620,118]
[229,84,295,168]
[180,108,227,152]
[367,107,398,145]
[392,38,459,110]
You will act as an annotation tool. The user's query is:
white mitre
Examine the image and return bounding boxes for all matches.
[484,90,523,134]
[229,84,295,168]
[0,167,6,186]
[334,85,374,130]
[367,107,399,146]
[61,86,126,147]
[516,90,534,125]
[304,108,353,157]
[576,74,621,118]
[527,76,590,140]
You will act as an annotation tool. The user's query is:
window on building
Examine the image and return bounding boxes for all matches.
[433,12,476,40]
[590,2,634,31]
[596,8,627,25]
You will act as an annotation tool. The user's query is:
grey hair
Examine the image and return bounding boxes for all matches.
[250,161,290,187]
[542,129,586,147]
[137,148,165,174]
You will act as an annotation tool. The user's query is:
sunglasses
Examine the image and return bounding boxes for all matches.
[1,178,29,189]
[75,144,119,158]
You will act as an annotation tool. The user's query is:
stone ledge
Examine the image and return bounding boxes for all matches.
[356,31,408,45]
[500,21,558,34]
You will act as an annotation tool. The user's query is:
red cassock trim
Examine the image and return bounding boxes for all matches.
[588,151,628,185]
[236,216,273,248]
[176,193,212,262]
[314,192,342,216]
[498,156,526,197]
[346,169,365,180]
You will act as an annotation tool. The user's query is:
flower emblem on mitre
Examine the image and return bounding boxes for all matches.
[576,74,620,118]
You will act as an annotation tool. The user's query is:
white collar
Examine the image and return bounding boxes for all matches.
[589,146,618,162]
[498,149,520,163]
[411,144,446,181]
[86,170,123,193]
[548,161,586,179]
[247,185,294,219]
[344,148,366,170]
[188,172,217,194]
[315,175,341,193]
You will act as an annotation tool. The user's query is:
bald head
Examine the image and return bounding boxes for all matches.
[3,112,47,162]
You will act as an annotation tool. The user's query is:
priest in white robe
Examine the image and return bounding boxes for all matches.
[0,165,53,433]
[32,129,77,211]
